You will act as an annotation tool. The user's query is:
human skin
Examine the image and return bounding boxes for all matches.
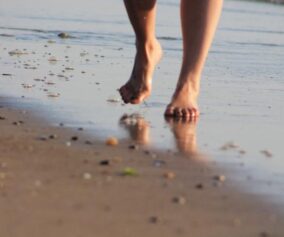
[119,0,223,118]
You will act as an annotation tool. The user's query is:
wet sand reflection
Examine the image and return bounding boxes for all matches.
[119,113,198,155]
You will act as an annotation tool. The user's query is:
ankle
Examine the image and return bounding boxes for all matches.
[136,38,161,52]
[177,76,200,95]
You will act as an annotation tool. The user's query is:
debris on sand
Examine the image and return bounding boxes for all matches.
[13,121,24,126]
[164,171,176,179]
[38,135,48,141]
[213,175,226,182]
[195,183,204,189]
[0,33,14,37]
[128,144,139,150]
[47,40,56,44]
[105,137,119,146]
[84,140,93,145]
[47,92,60,98]
[49,134,58,139]
[220,142,239,151]
[22,84,35,89]
[48,56,58,62]
[121,167,138,177]
[71,136,79,141]
[45,81,56,85]
[149,216,159,224]
[100,160,110,166]
[107,98,121,103]
[83,172,92,180]
[58,32,72,39]
[8,49,28,56]
[260,150,273,158]
[65,67,74,71]
[2,73,12,76]
[239,150,246,155]
[172,196,187,205]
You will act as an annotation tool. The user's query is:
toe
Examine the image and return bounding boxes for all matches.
[182,108,190,118]
[164,106,175,116]
[188,108,194,118]
[174,108,183,117]
[119,86,131,104]
[192,108,200,117]
[130,95,143,104]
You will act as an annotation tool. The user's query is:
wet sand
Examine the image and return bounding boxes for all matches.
[1,0,284,236]
[1,103,284,237]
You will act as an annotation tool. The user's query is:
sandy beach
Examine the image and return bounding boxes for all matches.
[0,102,284,237]
[1,0,284,236]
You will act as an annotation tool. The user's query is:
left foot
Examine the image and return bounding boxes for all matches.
[119,39,162,104]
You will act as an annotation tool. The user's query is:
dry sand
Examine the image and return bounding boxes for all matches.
[0,102,284,237]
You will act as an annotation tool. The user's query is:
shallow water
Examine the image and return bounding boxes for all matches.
[1,0,284,205]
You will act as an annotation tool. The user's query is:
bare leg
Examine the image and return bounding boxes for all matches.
[119,0,162,104]
[165,0,223,118]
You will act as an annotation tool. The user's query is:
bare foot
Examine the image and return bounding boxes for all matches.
[165,78,200,118]
[119,39,162,104]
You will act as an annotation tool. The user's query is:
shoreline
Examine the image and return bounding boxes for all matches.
[1,98,283,237]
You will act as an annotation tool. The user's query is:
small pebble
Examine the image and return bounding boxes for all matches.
[213,175,226,182]
[239,150,246,155]
[121,167,138,176]
[66,141,71,147]
[260,150,273,158]
[105,137,119,146]
[220,142,239,150]
[153,160,166,168]
[84,140,93,145]
[47,92,60,98]
[149,216,159,224]
[172,196,186,205]
[13,121,22,126]
[128,144,139,150]
[71,136,78,141]
[195,183,204,189]
[58,32,71,39]
[38,135,48,141]
[48,56,57,62]
[83,172,92,180]
[163,171,176,179]
[107,98,120,103]
[49,134,57,139]
[100,160,110,166]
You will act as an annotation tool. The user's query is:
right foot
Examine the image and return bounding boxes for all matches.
[165,78,200,119]
[119,39,162,104]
